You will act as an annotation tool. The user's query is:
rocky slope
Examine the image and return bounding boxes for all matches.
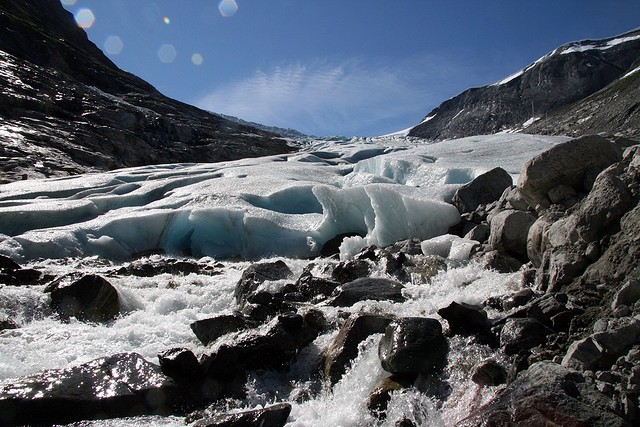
[0,0,294,183]
[408,29,640,140]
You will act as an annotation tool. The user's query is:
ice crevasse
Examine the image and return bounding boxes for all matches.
[0,134,568,261]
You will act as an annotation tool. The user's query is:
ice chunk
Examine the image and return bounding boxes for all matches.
[421,234,479,261]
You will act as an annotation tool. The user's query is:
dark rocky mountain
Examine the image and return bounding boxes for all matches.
[0,0,295,183]
[409,29,640,140]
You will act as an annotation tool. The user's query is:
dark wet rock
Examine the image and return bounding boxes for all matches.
[503,288,535,311]
[320,233,361,257]
[209,312,319,371]
[115,258,206,277]
[406,255,448,282]
[479,250,523,273]
[327,277,405,307]
[388,238,424,256]
[192,402,291,427]
[378,317,448,375]
[437,301,488,335]
[0,268,44,286]
[471,360,507,387]
[562,336,605,371]
[291,272,341,303]
[158,348,202,381]
[451,167,513,214]
[0,255,20,270]
[0,317,18,330]
[234,260,292,305]
[517,135,622,209]
[331,259,372,284]
[458,361,627,427]
[463,224,490,242]
[500,318,553,355]
[0,353,191,426]
[323,314,395,386]
[489,210,536,259]
[49,274,120,323]
[367,375,415,415]
[191,313,251,346]
[525,294,567,327]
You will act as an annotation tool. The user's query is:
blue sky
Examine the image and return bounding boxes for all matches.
[61,1,640,136]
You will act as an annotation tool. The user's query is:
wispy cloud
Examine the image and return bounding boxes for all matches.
[195,56,471,136]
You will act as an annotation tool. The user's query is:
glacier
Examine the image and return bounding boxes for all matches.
[0,134,568,262]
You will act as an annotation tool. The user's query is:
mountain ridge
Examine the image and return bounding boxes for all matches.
[408,28,640,140]
[0,0,295,183]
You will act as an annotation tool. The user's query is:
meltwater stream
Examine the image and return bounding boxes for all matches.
[0,254,519,426]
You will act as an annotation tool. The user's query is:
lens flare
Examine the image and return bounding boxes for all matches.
[104,36,124,55]
[75,8,95,29]
[163,17,171,24]
[218,0,238,17]
[158,44,177,63]
[191,53,204,65]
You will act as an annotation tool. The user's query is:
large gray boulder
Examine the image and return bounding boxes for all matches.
[451,167,513,214]
[517,135,622,209]
[489,210,536,259]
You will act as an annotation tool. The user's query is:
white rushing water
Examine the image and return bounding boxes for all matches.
[0,134,568,425]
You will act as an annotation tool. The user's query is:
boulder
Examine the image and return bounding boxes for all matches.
[0,353,189,426]
[158,347,202,381]
[0,317,18,331]
[517,135,622,209]
[458,361,627,426]
[479,250,523,274]
[536,247,589,293]
[489,210,536,259]
[437,301,488,335]
[234,260,292,305]
[562,337,604,371]
[503,186,531,211]
[190,313,251,346]
[612,280,640,310]
[471,360,507,386]
[499,318,552,355]
[0,255,20,270]
[323,314,394,386]
[49,274,120,323]
[378,317,448,375]
[526,208,564,267]
[0,268,44,286]
[451,167,513,214]
[367,376,415,414]
[290,273,340,303]
[213,313,319,371]
[192,402,291,427]
[463,224,489,242]
[330,259,371,284]
[327,277,405,307]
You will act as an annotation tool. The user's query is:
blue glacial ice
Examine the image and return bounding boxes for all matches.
[0,134,569,262]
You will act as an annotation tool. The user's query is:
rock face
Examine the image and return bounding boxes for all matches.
[516,135,622,209]
[409,29,640,140]
[0,0,294,183]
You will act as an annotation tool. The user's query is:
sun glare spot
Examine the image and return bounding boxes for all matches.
[104,36,124,55]
[163,17,171,25]
[75,8,95,29]
[158,44,177,63]
[61,0,77,5]
[191,53,204,65]
[218,0,239,17]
